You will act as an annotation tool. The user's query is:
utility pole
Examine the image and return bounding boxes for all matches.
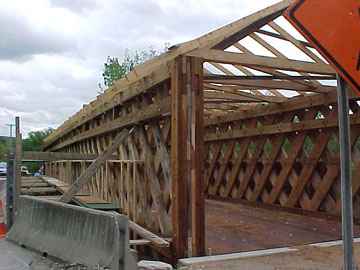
[5,122,15,229]
[13,117,22,219]
[6,123,15,153]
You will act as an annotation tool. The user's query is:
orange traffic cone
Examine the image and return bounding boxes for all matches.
[0,200,6,237]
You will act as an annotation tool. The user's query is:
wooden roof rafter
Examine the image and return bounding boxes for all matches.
[44,0,339,148]
[186,4,338,114]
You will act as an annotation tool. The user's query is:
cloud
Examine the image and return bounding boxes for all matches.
[0,0,281,137]
[49,0,98,13]
[0,11,72,61]
[0,54,98,136]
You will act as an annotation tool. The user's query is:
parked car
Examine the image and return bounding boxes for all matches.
[21,166,30,176]
[0,162,6,176]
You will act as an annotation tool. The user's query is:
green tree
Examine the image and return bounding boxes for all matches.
[102,48,162,88]
[0,142,7,160]
[22,128,53,173]
[22,128,53,152]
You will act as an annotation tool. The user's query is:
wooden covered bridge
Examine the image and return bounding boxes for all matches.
[39,0,360,262]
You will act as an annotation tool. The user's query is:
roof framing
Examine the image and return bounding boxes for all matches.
[44,0,338,149]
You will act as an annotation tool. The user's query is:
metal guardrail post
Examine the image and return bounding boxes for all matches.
[337,75,354,270]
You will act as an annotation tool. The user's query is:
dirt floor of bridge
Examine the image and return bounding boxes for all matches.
[206,199,360,255]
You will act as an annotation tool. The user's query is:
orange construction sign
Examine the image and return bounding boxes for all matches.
[0,200,6,237]
[285,0,360,94]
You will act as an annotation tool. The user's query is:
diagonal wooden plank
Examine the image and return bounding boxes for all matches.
[151,123,172,206]
[248,135,285,201]
[268,21,325,64]
[209,141,236,195]
[284,131,333,208]
[248,113,295,201]
[235,117,276,198]
[263,133,306,204]
[60,128,135,203]
[138,127,171,235]
[249,32,322,90]
[205,143,222,193]
[236,138,267,198]
[129,220,170,248]
[128,135,148,225]
[221,143,250,197]
[221,120,257,197]
[232,42,321,90]
[264,109,318,204]
[308,127,360,210]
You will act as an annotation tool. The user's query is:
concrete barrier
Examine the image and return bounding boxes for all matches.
[7,196,135,270]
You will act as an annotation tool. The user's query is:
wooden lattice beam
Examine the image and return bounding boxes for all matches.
[60,128,134,203]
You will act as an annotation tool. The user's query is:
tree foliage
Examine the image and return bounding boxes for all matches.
[22,128,53,173]
[0,128,53,172]
[0,140,7,160]
[22,128,53,152]
[102,48,161,88]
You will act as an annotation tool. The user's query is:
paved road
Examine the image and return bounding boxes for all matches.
[0,239,63,270]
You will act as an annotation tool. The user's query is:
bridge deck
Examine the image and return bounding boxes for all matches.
[17,177,360,258]
[206,199,360,255]
[20,176,118,211]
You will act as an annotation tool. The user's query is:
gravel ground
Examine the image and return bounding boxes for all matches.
[0,239,93,270]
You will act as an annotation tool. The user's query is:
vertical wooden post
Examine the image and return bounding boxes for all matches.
[80,161,85,191]
[14,116,22,216]
[120,162,124,211]
[133,162,137,223]
[66,161,72,184]
[127,162,131,217]
[44,162,49,176]
[6,151,14,229]
[105,160,109,201]
[189,57,205,257]
[171,56,189,259]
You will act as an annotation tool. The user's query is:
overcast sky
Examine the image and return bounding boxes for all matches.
[0,0,280,137]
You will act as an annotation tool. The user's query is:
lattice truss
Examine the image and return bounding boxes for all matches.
[46,86,173,236]
[42,0,360,237]
[205,93,360,218]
